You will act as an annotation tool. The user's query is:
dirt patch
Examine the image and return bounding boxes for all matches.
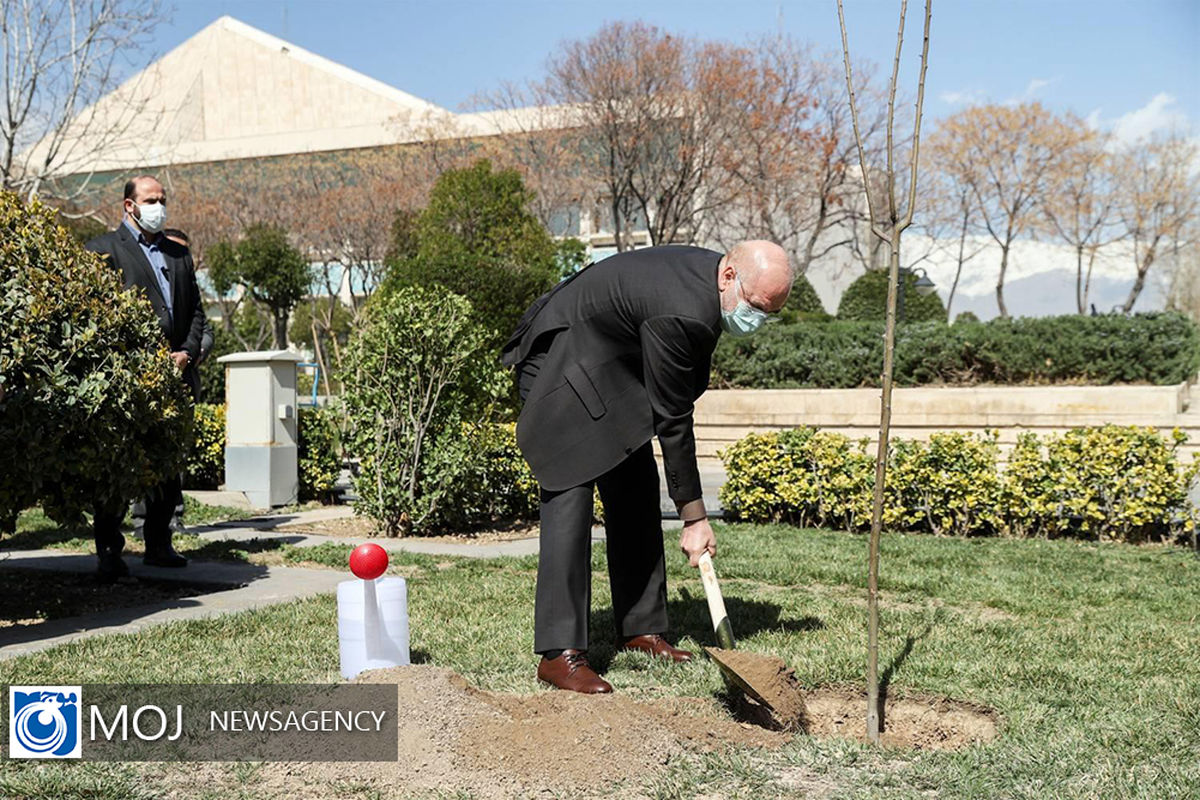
[805,686,998,750]
[0,568,230,628]
[277,515,538,544]
[226,665,783,800]
[199,664,997,800]
[705,647,808,731]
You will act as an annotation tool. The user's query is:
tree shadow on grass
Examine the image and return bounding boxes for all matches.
[182,537,289,562]
[586,588,823,673]
[878,621,932,730]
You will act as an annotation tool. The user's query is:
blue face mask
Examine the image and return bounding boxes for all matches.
[720,278,769,337]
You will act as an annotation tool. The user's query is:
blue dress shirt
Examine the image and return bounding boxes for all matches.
[123,218,172,320]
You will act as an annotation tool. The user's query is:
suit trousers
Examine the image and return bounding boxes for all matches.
[93,473,183,557]
[518,339,669,654]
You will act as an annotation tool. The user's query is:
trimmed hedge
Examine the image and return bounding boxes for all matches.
[837,269,946,322]
[712,313,1200,388]
[719,425,1199,543]
[185,404,226,490]
[780,274,830,323]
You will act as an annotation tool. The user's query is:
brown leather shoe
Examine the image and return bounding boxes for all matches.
[620,634,693,663]
[536,650,613,694]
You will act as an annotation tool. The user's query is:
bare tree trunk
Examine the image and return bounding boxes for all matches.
[1122,250,1156,313]
[311,320,331,397]
[996,244,1011,318]
[946,204,969,320]
[1083,245,1098,312]
[840,0,931,746]
[1075,244,1087,314]
[274,312,289,350]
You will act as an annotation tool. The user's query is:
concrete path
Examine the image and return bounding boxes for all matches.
[0,549,344,661]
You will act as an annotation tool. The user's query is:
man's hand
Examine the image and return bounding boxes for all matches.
[170,351,190,370]
[679,517,716,568]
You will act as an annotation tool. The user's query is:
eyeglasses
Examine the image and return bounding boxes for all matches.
[735,277,782,323]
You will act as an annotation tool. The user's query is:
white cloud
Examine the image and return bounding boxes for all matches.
[1084,108,1103,130]
[1110,93,1190,144]
[1003,76,1056,106]
[940,89,984,106]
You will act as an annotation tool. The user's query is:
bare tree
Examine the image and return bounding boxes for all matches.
[928,103,1073,317]
[467,82,595,237]
[838,0,931,745]
[1040,124,1119,314]
[1112,132,1198,313]
[1,0,162,203]
[539,21,753,252]
[918,156,984,320]
[709,38,894,281]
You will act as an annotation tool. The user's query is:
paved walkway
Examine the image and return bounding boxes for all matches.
[0,550,344,661]
[1,505,686,661]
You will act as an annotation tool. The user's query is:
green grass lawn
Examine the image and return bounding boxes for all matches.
[1,524,1198,799]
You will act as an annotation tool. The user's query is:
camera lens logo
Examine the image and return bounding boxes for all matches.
[9,686,82,759]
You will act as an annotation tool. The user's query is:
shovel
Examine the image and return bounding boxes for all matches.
[697,552,808,731]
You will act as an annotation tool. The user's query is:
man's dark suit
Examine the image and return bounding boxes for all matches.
[85,223,207,560]
[501,245,723,653]
[87,224,207,396]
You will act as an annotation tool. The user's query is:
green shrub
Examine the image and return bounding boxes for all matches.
[342,286,506,536]
[435,422,539,530]
[185,404,226,489]
[720,425,1198,543]
[780,274,830,323]
[384,160,585,350]
[887,432,1003,536]
[1001,426,1198,542]
[837,269,947,322]
[299,403,342,504]
[719,428,876,529]
[0,192,191,531]
[196,325,240,404]
[712,313,1200,389]
[954,310,980,324]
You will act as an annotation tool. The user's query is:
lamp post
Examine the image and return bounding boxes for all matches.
[897,266,937,323]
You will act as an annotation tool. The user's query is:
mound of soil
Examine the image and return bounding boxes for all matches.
[706,647,809,731]
[221,665,996,799]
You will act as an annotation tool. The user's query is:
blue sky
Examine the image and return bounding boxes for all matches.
[154,0,1196,140]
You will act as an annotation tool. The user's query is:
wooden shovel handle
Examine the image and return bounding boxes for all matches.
[698,552,736,650]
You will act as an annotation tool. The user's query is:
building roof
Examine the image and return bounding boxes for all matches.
[26,16,459,173]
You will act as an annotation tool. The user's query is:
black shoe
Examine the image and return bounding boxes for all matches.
[97,552,129,582]
[143,545,188,568]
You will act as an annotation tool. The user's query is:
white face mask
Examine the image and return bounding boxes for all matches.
[134,202,166,234]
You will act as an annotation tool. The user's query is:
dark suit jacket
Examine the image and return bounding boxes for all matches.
[501,245,723,505]
[86,224,207,398]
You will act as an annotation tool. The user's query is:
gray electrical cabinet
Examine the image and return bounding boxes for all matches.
[217,350,303,509]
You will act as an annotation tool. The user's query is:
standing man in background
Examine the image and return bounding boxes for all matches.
[87,176,207,578]
[128,227,215,541]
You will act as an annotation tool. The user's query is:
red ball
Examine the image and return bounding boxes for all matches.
[349,543,388,580]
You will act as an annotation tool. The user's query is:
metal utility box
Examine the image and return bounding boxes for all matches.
[217,350,303,509]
